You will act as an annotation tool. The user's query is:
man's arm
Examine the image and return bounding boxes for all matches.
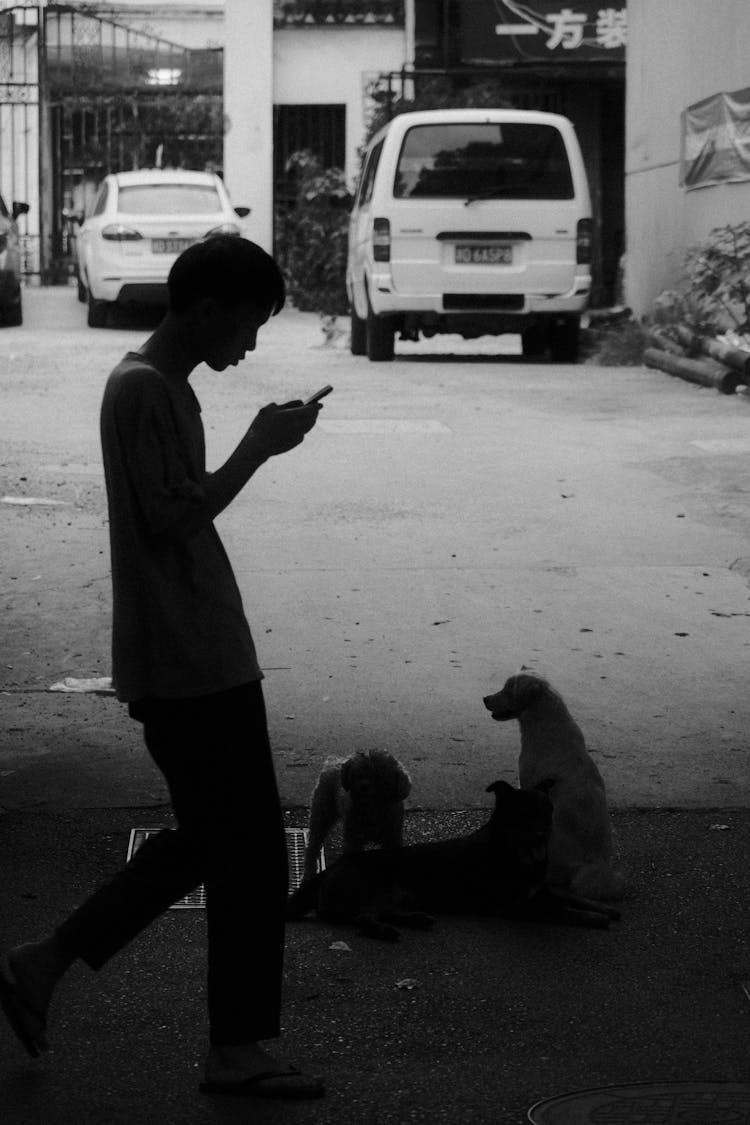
[159,401,320,541]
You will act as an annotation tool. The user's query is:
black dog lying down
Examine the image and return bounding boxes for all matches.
[287,780,620,940]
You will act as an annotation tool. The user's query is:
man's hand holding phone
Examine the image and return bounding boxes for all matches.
[244,386,332,459]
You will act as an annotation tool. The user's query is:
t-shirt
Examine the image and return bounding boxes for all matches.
[100,352,262,701]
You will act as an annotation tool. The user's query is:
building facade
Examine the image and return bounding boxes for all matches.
[224,0,625,305]
[224,1,407,254]
[625,0,750,316]
[3,1,628,304]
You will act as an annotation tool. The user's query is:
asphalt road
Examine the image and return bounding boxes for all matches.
[2,285,750,811]
[0,286,749,1125]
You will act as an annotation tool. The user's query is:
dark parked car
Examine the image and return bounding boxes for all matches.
[0,192,29,326]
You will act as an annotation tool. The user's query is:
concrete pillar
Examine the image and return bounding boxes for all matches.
[223,0,274,252]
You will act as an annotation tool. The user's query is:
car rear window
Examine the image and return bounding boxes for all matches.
[117,184,222,214]
[394,123,574,200]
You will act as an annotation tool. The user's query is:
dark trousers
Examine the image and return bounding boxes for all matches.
[55,681,289,1046]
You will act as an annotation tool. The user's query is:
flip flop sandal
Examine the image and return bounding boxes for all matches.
[0,955,49,1059]
[199,1065,325,1100]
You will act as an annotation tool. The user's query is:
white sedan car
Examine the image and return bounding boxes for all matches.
[75,169,250,327]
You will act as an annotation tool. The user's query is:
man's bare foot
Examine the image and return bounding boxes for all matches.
[203,1041,325,1099]
[8,937,72,1017]
[0,936,72,1056]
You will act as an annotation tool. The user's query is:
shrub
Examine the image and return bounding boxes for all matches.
[652,222,750,339]
[274,151,351,317]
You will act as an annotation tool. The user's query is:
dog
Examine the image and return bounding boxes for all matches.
[483,673,625,901]
[302,749,412,881]
[288,779,619,939]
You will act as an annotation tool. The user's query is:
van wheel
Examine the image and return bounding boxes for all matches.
[549,316,580,362]
[521,323,548,358]
[366,303,395,362]
[350,305,367,355]
[3,297,22,326]
[77,272,87,303]
[87,293,110,328]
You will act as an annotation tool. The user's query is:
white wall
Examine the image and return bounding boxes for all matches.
[223,0,274,250]
[273,26,406,191]
[0,10,40,273]
[626,0,750,315]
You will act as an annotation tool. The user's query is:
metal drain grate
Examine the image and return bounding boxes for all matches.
[127,827,324,910]
[528,1082,750,1123]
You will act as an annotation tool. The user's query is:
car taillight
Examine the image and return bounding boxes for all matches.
[204,223,241,237]
[101,225,143,241]
[373,217,391,262]
[576,218,592,265]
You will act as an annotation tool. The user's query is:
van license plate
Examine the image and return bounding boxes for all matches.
[152,238,193,254]
[455,244,512,265]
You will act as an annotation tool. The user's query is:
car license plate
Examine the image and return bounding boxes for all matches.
[455,244,512,265]
[152,238,193,254]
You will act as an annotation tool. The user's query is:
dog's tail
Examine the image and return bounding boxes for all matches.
[570,863,626,902]
[286,873,324,920]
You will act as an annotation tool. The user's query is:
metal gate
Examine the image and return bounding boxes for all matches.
[0,4,222,282]
[0,6,40,275]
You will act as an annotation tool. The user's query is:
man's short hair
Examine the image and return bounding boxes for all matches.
[168,234,286,317]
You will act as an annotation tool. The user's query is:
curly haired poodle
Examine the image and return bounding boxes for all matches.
[302,750,411,881]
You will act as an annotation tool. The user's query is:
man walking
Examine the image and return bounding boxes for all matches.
[0,235,326,1099]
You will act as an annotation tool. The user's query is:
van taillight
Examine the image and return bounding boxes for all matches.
[576,218,592,265]
[373,217,391,262]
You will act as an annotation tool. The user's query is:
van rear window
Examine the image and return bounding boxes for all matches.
[394,123,574,200]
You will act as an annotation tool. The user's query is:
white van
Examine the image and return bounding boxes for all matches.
[347,108,592,361]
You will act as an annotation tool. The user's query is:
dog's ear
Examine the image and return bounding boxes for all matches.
[513,674,546,709]
[340,758,354,791]
[394,765,412,801]
[485,779,514,797]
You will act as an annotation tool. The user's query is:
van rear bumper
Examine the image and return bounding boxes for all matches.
[368,272,591,318]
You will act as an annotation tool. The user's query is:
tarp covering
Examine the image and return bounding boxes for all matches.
[681,88,750,190]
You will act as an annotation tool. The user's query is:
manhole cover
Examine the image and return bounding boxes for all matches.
[528,1082,750,1124]
[128,827,323,909]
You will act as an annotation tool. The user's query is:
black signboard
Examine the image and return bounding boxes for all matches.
[459,0,626,64]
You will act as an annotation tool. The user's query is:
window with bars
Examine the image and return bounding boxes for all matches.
[273,103,346,207]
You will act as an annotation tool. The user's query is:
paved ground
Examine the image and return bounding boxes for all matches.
[0,287,749,1122]
[1,804,749,1125]
[4,288,750,811]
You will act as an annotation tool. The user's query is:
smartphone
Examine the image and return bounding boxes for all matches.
[303,384,333,405]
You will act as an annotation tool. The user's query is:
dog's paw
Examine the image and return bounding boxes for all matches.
[355,915,401,942]
[403,912,435,931]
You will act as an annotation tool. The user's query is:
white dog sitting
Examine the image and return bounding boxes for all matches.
[483,673,625,901]
[302,749,412,882]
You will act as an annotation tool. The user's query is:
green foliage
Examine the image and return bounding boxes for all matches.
[653,222,750,338]
[684,222,750,333]
[274,151,351,317]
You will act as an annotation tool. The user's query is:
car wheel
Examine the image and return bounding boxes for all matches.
[521,322,548,358]
[548,316,580,362]
[3,298,22,327]
[87,292,109,328]
[350,303,367,355]
[77,273,87,303]
[366,293,395,362]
